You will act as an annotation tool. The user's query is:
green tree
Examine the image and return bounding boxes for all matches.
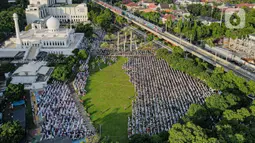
[51,65,71,81]
[183,104,208,127]
[206,94,229,111]
[5,84,24,102]
[0,121,24,143]
[16,0,29,9]
[115,15,126,26]
[247,80,255,95]
[75,23,94,39]
[156,48,169,59]
[78,49,88,60]
[151,135,162,143]
[0,7,26,34]
[206,67,225,90]
[165,18,172,31]
[129,134,152,143]
[72,49,79,57]
[100,42,109,48]
[169,122,217,143]
[25,24,31,31]
[96,9,112,31]
[146,34,154,41]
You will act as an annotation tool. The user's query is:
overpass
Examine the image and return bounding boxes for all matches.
[94,0,255,81]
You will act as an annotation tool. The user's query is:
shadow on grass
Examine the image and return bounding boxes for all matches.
[95,108,131,143]
[82,97,92,105]
[90,110,97,116]
[100,107,111,114]
[85,79,92,94]
[85,104,94,111]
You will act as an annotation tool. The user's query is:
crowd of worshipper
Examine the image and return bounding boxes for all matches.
[123,56,213,136]
[94,49,154,56]
[93,27,106,41]
[73,56,90,96]
[37,81,95,141]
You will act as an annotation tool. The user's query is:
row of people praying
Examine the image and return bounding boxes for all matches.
[123,56,213,137]
[37,81,95,141]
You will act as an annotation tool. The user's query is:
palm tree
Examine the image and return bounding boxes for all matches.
[165,18,172,32]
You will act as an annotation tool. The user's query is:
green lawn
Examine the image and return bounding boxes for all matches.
[82,57,135,143]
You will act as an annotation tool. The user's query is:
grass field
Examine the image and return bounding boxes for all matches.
[82,57,135,143]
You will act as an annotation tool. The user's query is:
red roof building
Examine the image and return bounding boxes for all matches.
[236,3,255,9]
[122,0,132,4]
[125,2,139,11]
[219,8,241,13]
[162,14,176,24]
[148,3,157,9]
[126,2,138,7]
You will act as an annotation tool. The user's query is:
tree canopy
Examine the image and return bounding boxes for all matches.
[51,65,72,82]
[78,49,88,60]
[0,6,26,43]
[88,2,114,32]
[50,49,89,81]
[169,122,217,143]
[4,83,24,102]
[75,23,94,39]
[0,121,24,143]
[129,132,169,143]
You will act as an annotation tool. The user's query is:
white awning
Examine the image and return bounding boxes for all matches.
[0,51,19,58]
[38,67,50,75]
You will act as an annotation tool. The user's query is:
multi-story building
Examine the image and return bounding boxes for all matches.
[26,0,88,25]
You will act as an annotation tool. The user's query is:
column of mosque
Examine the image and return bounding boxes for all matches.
[13,13,22,48]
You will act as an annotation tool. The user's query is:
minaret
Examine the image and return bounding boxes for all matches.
[13,13,22,48]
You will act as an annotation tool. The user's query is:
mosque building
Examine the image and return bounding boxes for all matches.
[0,0,88,61]
[0,13,84,60]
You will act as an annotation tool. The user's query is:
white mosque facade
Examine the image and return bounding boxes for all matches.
[26,0,88,25]
[0,13,84,60]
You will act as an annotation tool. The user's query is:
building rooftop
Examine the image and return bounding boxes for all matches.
[33,19,46,24]
[50,4,79,7]
[13,106,26,128]
[0,51,25,59]
[0,51,19,58]
[20,28,72,41]
[126,2,138,7]
[13,61,48,76]
[162,14,176,21]
[159,3,170,9]
[11,62,53,87]
[141,0,154,3]
[236,3,255,8]
[148,3,157,9]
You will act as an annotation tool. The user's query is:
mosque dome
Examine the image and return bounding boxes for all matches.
[46,16,60,31]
